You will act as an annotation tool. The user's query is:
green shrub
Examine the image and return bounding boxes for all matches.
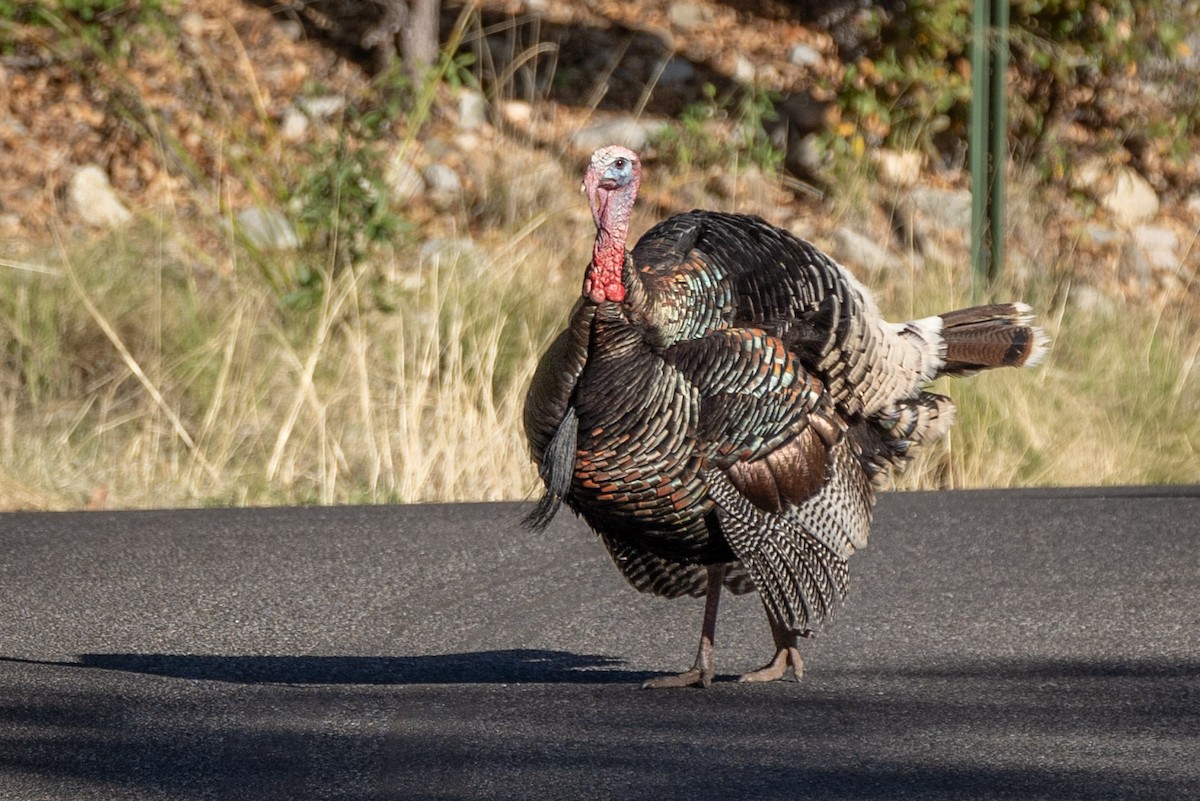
[653,83,785,173]
[0,0,168,49]
[822,0,1197,180]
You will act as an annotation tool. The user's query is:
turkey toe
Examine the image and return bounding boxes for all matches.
[738,647,804,683]
[642,666,713,689]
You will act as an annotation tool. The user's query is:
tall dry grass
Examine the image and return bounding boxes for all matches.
[0,216,579,509]
[2,177,1197,513]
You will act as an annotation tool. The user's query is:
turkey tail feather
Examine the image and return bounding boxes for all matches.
[938,302,1049,375]
[524,406,579,530]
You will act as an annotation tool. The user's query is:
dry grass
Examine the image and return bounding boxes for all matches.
[0,216,579,509]
[2,164,1197,512]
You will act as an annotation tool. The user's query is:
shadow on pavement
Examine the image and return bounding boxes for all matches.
[2,654,1196,799]
[0,649,656,684]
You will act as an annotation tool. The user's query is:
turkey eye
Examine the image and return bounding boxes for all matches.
[614,158,627,170]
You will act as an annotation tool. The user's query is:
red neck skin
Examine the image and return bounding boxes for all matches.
[584,182,636,304]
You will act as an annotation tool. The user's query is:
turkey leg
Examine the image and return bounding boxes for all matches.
[738,616,804,683]
[641,563,727,689]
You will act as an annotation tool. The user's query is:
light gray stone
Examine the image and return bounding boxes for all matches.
[277,19,303,41]
[1132,224,1181,272]
[422,163,461,194]
[658,57,696,87]
[498,100,532,127]
[909,186,972,232]
[667,1,706,29]
[1073,158,1159,227]
[873,149,923,187]
[1119,239,1153,293]
[787,43,822,67]
[1105,166,1159,226]
[1185,194,1200,218]
[1069,284,1117,317]
[236,207,299,250]
[298,95,347,120]
[280,107,308,141]
[1082,223,1121,247]
[68,165,132,229]
[458,90,487,131]
[832,226,904,272]
[385,154,425,205]
[422,163,463,209]
[179,12,208,38]
[1070,157,1105,193]
[733,55,756,84]
[789,132,824,175]
[419,237,487,273]
[570,117,667,153]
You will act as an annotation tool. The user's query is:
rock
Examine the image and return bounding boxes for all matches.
[1069,284,1117,318]
[1081,223,1121,248]
[831,226,904,272]
[498,100,532,127]
[1073,159,1159,226]
[68,165,132,229]
[1185,194,1200,219]
[298,95,346,120]
[1132,225,1181,272]
[276,19,303,41]
[1119,239,1153,293]
[454,131,482,155]
[422,163,462,209]
[787,43,822,67]
[236,207,299,250]
[1105,167,1160,226]
[385,154,425,205]
[667,1,707,29]
[280,107,308,141]
[570,117,667,153]
[658,57,696,87]
[179,12,208,38]
[873,149,923,187]
[787,132,823,176]
[908,186,972,233]
[419,237,487,273]
[733,55,756,84]
[458,90,487,131]
[1069,158,1104,194]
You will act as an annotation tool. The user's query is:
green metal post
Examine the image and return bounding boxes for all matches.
[989,0,1008,286]
[969,0,992,301]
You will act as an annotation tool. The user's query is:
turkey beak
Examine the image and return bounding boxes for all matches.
[582,170,605,228]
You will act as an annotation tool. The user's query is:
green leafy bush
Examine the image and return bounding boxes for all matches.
[653,83,786,173]
[822,0,1196,181]
[0,0,168,49]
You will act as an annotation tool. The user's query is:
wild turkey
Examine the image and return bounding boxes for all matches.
[524,145,1047,688]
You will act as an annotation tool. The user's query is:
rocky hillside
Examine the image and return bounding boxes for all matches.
[1,0,1198,509]
[2,0,1197,312]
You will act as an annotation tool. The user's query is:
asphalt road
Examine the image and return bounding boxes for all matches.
[1,486,1197,800]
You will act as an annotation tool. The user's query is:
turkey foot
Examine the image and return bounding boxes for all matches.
[642,563,725,689]
[738,620,805,683]
[641,658,713,689]
[738,646,803,683]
